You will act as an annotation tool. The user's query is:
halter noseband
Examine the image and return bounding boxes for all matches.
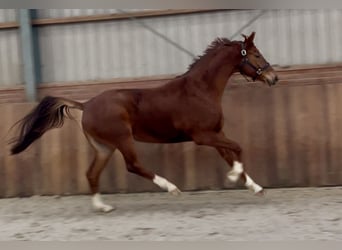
[239,42,270,81]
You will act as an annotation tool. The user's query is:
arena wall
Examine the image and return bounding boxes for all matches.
[1,64,342,197]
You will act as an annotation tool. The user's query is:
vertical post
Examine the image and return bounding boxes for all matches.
[31,9,41,85]
[18,9,39,102]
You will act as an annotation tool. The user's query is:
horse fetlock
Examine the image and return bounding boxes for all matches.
[227,172,240,182]
[227,161,243,183]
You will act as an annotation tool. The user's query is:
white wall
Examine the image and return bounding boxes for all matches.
[0,9,22,86]
[1,9,342,86]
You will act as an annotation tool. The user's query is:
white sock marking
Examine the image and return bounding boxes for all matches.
[227,161,263,193]
[227,161,243,182]
[153,175,178,192]
[92,193,114,212]
[245,174,263,193]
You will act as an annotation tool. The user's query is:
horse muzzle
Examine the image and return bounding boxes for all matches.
[262,72,278,86]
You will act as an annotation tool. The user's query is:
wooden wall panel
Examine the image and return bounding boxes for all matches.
[1,64,342,197]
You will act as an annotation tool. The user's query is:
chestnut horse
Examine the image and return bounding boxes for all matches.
[10,32,278,212]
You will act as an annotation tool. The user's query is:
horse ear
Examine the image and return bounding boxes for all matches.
[246,32,256,46]
[241,32,255,47]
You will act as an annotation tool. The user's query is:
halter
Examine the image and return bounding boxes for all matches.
[239,42,270,82]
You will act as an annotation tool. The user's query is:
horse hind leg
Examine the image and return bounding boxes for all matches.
[117,135,181,195]
[85,134,115,212]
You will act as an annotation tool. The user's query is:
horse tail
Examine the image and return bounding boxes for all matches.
[9,96,84,155]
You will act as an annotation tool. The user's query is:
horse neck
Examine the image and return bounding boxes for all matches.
[187,48,240,100]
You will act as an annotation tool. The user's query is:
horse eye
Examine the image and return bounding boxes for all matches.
[255,54,261,58]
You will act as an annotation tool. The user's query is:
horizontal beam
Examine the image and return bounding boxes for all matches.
[32,9,220,26]
[0,21,19,29]
[0,9,221,30]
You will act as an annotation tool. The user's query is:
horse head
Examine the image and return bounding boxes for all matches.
[238,32,278,86]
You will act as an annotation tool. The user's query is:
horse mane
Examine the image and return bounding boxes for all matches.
[187,37,233,71]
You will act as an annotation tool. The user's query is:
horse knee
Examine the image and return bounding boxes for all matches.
[86,171,98,185]
[86,170,94,181]
[227,143,242,159]
[234,145,242,156]
[220,149,235,165]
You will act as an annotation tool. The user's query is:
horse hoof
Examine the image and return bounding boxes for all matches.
[255,189,266,197]
[96,205,116,213]
[170,188,182,196]
[103,205,116,213]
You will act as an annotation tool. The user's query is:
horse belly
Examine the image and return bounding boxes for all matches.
[132,123,191,143]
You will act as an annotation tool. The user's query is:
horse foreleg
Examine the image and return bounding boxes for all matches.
[118,136,181,195]
[217,148,263,195]
[193,131,264,195]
